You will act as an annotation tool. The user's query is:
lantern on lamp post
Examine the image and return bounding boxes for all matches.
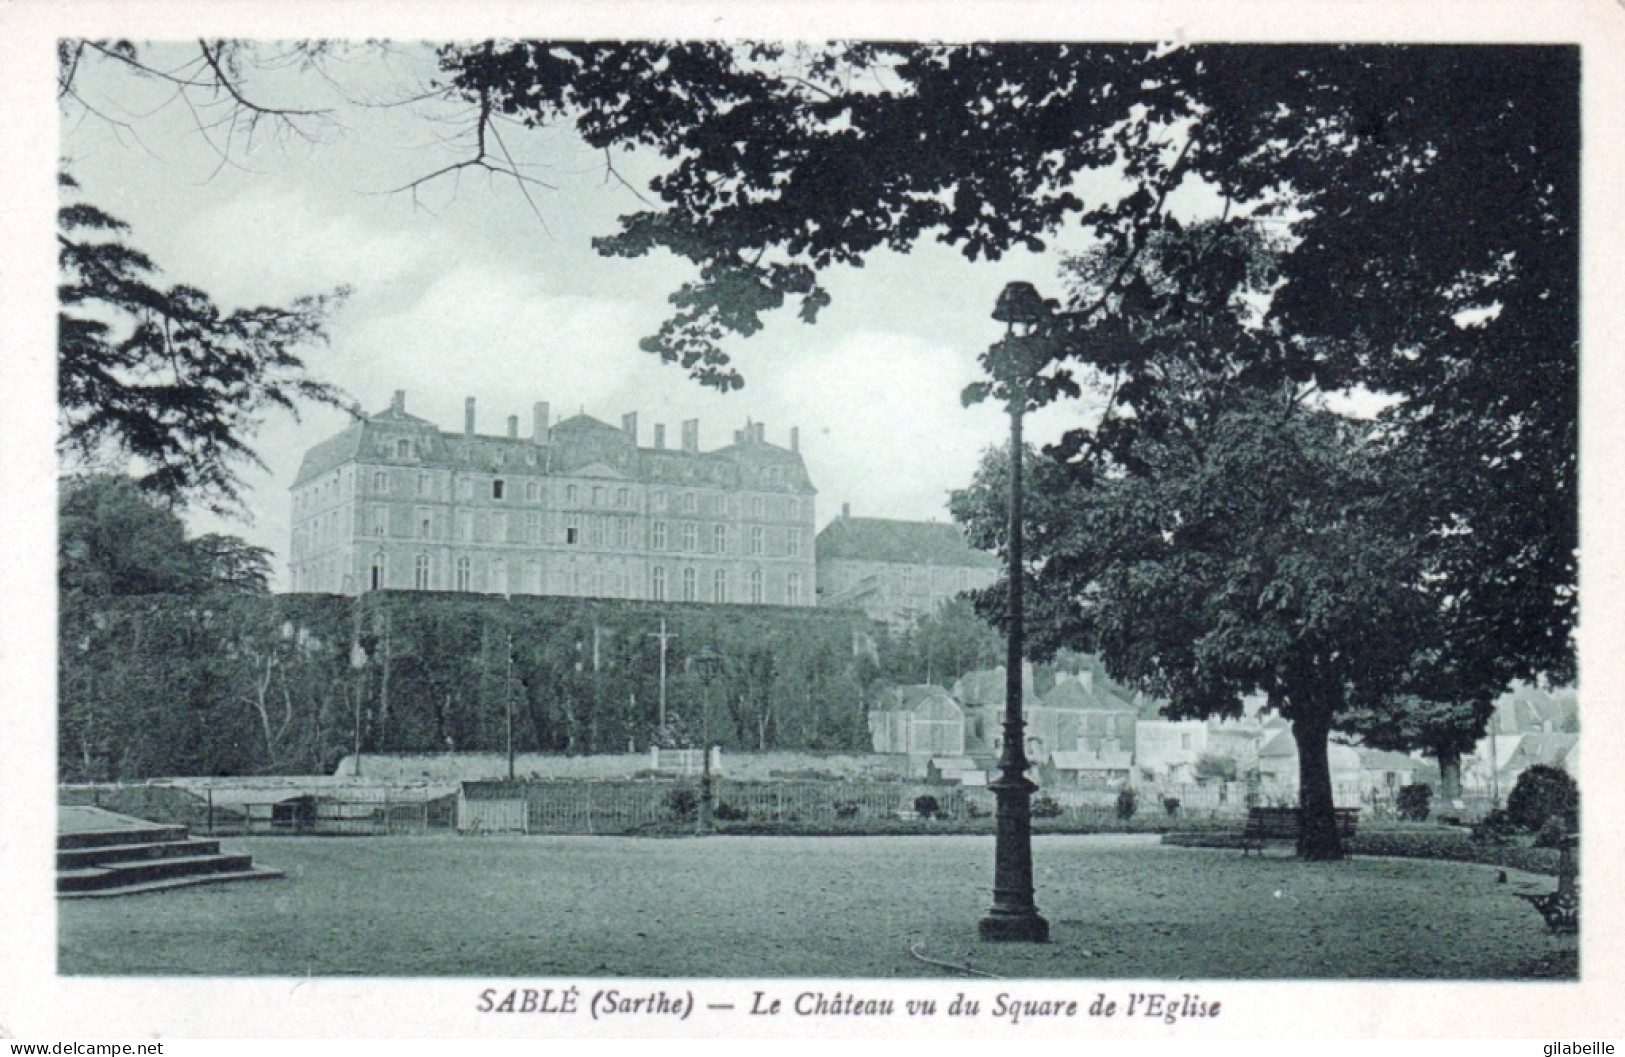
[691,645,724,836]
[977,280,1055,944]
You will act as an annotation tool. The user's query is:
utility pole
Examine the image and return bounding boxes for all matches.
[648,618,676,730]
[505,628,515,782]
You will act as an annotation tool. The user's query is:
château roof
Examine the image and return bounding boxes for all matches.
[291,398,815,492]
[816,516,999,568]
[293,419,365,486]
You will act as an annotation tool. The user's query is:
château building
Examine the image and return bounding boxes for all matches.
[289,391,817,605]
[815,507,1000,627]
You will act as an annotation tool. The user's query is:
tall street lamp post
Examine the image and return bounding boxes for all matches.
[979,281,1053,944]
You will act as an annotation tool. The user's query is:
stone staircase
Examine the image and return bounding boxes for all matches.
[58,807,283,898]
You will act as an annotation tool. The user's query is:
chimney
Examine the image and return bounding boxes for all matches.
[842,502,850,520]
[790,426,799,453]
[756,422,766,443]
[533,401,550,444]
[507,415,519,440]
[681,419,699,453]
[621,412,638,444]
[391,389,405,413]
[654,423,666,450]
[464,397,476,437]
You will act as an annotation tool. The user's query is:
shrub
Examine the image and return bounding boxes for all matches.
[663,787,698,821]
[1533,815,1569,848]
[713,802,748,821]
[1505,764,1578,833]
[833,800,860,820]
[1115,786,1138,820]
[1031,795,1063,818]
[1396,783,1433,822]
[913,794,941,820]
[1471,808,1518,844]
[1162,796,1181,817]
[964,799,991,819]
[1194,754,1237,781]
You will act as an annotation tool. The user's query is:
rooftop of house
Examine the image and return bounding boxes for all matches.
[1040,674,1138,713]
[816,513,1000,569]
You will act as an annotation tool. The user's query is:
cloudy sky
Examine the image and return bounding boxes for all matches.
[58,42,1136,589]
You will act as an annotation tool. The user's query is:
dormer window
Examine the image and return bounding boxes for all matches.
[396,439,412,459]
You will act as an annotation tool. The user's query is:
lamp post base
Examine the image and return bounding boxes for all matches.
[979,907,1050,943]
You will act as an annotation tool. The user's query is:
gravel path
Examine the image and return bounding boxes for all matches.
[58,834,1576,978]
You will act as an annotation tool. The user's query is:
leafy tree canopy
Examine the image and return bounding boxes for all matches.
[440,43,1575,690]
[59,474,273,597]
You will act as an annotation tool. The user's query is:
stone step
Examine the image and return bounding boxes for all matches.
[59,867,285,900]
[58,824,189,850]
[57,852,255,893]
[57,838,222,871]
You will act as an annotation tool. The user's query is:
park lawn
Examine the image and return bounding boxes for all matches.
[57,834,1575,979]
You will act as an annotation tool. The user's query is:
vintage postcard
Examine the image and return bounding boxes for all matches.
[2,0,1622,1044]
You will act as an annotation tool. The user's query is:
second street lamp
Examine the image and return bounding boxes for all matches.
[691,645,724,835]
[978,281,1053,944]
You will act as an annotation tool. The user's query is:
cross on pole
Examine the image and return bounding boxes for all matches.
[648,618,677,730]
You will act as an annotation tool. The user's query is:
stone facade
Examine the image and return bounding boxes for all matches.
[815,506,1000,627]
[289,391,817,605]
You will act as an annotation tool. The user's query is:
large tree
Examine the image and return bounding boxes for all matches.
[955,384,1426,858]
[59,473,272,598]
[57,171,349,516]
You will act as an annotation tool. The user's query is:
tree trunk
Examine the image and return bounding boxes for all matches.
[1292,708,1344,860]
[1436,748,1462,799]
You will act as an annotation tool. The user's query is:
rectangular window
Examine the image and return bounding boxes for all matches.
[492,512,507,543]
[525,512,539,543]
[459,511,473,542]
[396,439,412,459]
[492,479,505,500]
[374,470,389,494]
[593,486,606,506]
[787,572,802,606]
[526,480,539,502]
[682,522,697,551]
[565,515,579,545]
[787,529,799,558]
[418,473,430,497]
[683,492,697,514]
[589,517,605,547]
[652,566,666,601]
[653,521,668,550]
[616,487,630,508]
[750,526,763,555]
[713,568,728,604]
[373,507,387,537]
[616,518,631,548]
[714,524,727,554]
[750,495,763,519]
[566,484,579,504]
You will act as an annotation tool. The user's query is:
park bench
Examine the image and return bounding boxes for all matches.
[1516,833,1578,933]
[1240,806,1359,855]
